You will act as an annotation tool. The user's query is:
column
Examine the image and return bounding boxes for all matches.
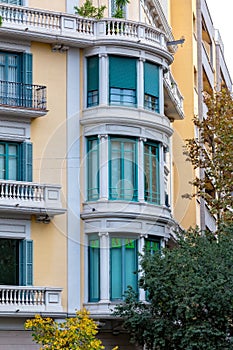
[138,57,145,108]
[99,53,108,106]
[159,144,165,206]
[138,137,147,202]
[99,232,110,302]
[159,67,164,115]
[98,134,108,200]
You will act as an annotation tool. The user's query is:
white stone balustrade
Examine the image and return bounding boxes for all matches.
[0,180,65,216]
[0,286,63,313]
[0,4,166,50]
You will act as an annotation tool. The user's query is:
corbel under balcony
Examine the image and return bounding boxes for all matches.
[0,180,66,218]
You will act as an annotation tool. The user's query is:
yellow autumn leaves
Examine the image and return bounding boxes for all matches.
[25,309,118,350]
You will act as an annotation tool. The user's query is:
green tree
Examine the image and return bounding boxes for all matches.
[112,0,130,18]
[115,226,233,349]
[25,309,118,350]
[74,0,106,19]
[185,88,233,227]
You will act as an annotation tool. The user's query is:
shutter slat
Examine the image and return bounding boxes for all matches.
[144,62,159,96]
[109,56,136,89]
[87,56,99,92]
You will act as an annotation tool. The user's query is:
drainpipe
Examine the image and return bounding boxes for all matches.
[196,0,206,232]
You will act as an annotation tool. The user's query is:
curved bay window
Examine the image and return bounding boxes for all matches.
[109,137,137,201]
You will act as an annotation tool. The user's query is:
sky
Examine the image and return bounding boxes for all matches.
[206,0,233,80]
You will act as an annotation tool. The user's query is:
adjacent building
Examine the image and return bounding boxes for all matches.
[0,0,231,349]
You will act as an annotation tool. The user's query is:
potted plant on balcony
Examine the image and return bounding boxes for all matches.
[74,0,106,19]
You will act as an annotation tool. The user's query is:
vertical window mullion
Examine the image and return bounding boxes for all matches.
[121,142,124,199]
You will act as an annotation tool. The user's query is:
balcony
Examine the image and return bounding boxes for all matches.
[0,180,65,217]
[0,286,63,314]
[164,70,184,120]
[0,4,173,61]
[0,81,47,118]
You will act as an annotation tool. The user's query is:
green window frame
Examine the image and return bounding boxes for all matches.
[109,56,137,107]
[0,142,19,180]
[109,137,138,201]
[144,62,160,113]
[0,141,33,181]
[0,0,22,4]
[110,237,138,300]
[87,137,99,201]
[0,51,32,107]
[87,56,99,108]
[0,238,33,286]
[144,142,160,204]
[145,238,160,254]
[88,235,100,302]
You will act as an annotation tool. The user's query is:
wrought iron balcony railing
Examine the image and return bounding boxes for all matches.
[0,80,47,111]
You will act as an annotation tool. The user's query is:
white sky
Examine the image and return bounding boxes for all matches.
[206,0,233,80]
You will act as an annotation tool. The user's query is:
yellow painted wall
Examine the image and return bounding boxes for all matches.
[28,0,66,12]
[30,42,67,309]
[170,0,198,229]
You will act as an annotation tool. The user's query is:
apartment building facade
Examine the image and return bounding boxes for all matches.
[0,0,230,349]
[170,0,232,232]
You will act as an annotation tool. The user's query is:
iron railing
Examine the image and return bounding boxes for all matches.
[0,80,47,110]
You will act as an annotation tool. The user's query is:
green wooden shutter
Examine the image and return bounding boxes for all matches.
[109,56,136,89]
[89,237,100,301]
[110,238,123,300]
[19,240,33,286]
[22,53,33,107]
[20,141,33,182]
[144,62,159,97]
[87,56,99,92]
[125,239,137,293]
[26,240,33,285]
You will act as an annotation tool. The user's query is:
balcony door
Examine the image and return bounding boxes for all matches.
[0,239,19,285]
[0,51,32,108]
[0,52,21,106]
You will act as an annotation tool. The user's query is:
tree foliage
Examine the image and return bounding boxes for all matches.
[25,309,118,350]
[185,88,233,226]
[115,226,233,349]
[112,0,130,18]
[74,0,106,19]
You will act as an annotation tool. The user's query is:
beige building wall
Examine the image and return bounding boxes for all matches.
[30,42,68,309]
[169,0,198,229]
[28,0,66,12]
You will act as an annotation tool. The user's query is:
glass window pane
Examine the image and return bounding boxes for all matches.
[109,138,137,201]
[8,157,17,180]
[8,144,17,156]
[144,143,160,204]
